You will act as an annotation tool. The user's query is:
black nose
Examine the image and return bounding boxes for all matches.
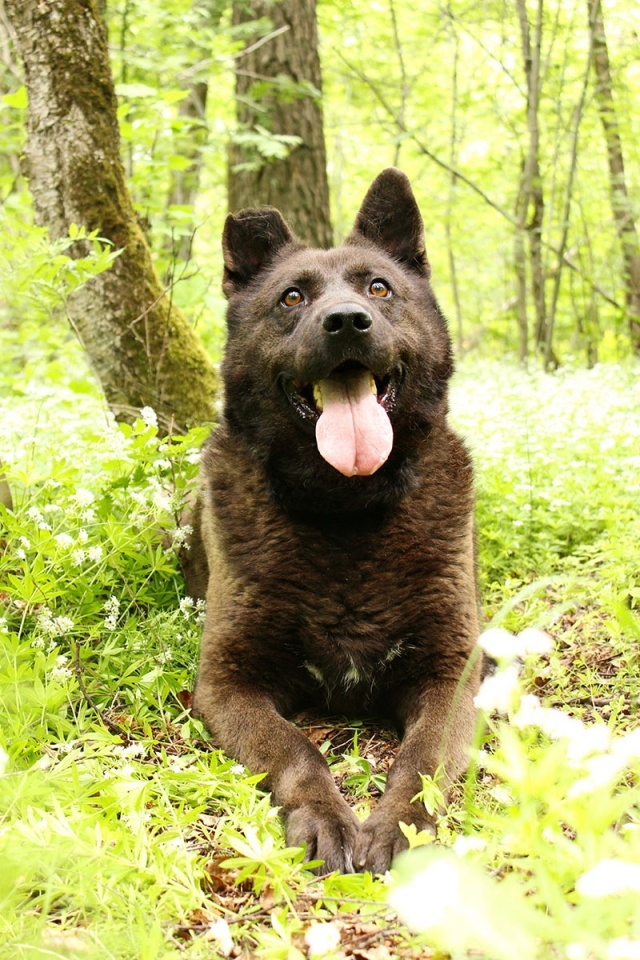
[322,303,373,335]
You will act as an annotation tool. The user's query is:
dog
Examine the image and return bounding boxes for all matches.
[188,168,481,874]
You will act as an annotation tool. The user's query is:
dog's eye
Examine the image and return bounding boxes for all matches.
[281,288,304,307]
[369,279,391,298]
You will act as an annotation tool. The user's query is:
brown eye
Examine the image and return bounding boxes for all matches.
[369,279,391,298]
[281,288,304,307]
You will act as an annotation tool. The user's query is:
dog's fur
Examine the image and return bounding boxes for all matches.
[188,169,481,874]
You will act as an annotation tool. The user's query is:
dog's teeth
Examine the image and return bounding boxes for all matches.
[313,383,323,411]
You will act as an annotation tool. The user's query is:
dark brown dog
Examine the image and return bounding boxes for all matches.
[189,168,481,874]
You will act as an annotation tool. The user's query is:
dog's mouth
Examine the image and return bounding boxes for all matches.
[280,361,403,478]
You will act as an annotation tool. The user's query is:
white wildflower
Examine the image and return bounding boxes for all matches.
[157,649,172,664]
[231,764,245,775]
[38,521,52,531]
[155,458,171,471]
[477,628,518,660]
[88,545,103,562]
[473,664,521,713]
[576,859,640,897]
[77,528,89,544]
[81,508,97,524]
[0,617,8,633]
[54,533,74,550]
[186,450,201,465]
[16,548,26,561]
[607,939,640,959]
[103,596,120,631]
[478,627,552,662]
[208,918,234,957]
[171,525,193,548]
[305,921,341,956]
[19,536,31,550]
[72,548,86,566]
[518,627,552,655]
[389,856,461,930]
[0,746,8,776]
[72,489,94,508]
[452,834,487,856]
[179,596,194,620]
[140,406,158,428]
[50,655,73,682]
[27,506,44,523]
[196,598,207,625]
[566,944,590,960]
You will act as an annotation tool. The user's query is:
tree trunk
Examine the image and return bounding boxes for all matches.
[5,0,218,432]
[589,0,640,353]
[165,80,209,265]
[228,0,333,248]
[516,0,546,358]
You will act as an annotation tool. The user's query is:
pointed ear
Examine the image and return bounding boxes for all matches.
[222,208,296,296]
[347,168,430,277]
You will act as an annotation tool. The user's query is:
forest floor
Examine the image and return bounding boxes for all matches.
[1,350,640,959]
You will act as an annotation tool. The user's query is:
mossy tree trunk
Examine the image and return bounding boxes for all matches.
[228,0,333,248]
[4,0,218,432]
[589,0,640,354]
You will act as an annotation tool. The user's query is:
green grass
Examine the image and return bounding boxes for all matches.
[1,338,640,958]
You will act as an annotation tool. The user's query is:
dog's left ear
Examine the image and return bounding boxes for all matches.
[222,208,296,296]
[347,168,430,278]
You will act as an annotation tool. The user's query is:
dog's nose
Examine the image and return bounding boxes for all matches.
[322,303,373,336]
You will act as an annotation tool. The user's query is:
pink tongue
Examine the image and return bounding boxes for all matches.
[315,368,393,477]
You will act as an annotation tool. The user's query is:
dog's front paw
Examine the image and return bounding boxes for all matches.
[285,799,359,874]
[354,803,435,874]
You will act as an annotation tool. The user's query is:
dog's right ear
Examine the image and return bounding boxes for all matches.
[222,208,295,296]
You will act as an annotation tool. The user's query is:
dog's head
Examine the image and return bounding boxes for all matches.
[220,168,454,514]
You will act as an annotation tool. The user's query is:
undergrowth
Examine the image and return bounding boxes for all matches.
[1,289,640,958]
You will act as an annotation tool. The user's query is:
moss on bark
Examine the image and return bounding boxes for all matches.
[5,0,219,430]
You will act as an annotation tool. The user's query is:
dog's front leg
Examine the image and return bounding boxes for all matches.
[354,674,478,874]
[193,682,359,873]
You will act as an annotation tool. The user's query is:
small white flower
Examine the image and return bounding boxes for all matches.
[208,918,234,957]
[88,545,103,562]
[27,506,44,522]
[452,834,487,856]
[50,665,73,683]
[72,548,86,566]
[155,459,171,471]
[77,528,89,544]
[104,596,120,630]
[473,664,521,713]
[518,627,552,655]
[477,628,518,660]
[0,746,8,776]
[230,764,245,775]
[72,489,94,508]
[54,533,74,550]
[179,596,194,620]
[19,536,31,550]
[607,938,640,959]
[304,921,341,956]
[186,450,201,465]
[389,857,461,931]
[171,525,193,548]
[140,406,158,428]
[16,548,26,561]
[576,859,640,897]
[0,617,8,633]
[81,508,97,524]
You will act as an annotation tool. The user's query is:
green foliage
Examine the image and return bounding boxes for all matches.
[2,345,639,957]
